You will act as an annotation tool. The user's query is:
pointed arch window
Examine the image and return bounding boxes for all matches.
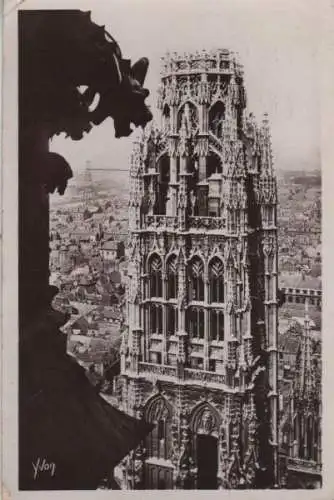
[177,101,199,132]
[167,255,178,299]
[188,257,204,301]
[149,254,162,297]
[210,310,224,341]
[162,104,170,133]
[209,101,225,137]
[209,258,224,303]
[187,307,204,339]
[145,397,172,460]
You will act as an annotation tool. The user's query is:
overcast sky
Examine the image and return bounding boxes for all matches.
[41,0,322,175]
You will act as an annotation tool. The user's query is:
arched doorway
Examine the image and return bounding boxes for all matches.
[190,403,221,489]
[197,434,218,489]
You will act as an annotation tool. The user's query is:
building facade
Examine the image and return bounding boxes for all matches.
[279,302,322,488]
[118,49,279,489]
[282,286,321,308]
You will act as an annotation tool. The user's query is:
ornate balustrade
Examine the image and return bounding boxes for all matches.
[189,216,225,231]
[184,368,225,385]
[145,215,226,232]
[138,362,177,378]
[134,362,226,386]
[145,215,178,230]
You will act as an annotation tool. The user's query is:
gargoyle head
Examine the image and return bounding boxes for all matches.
[88,55,153,138]
[20,10,153,141]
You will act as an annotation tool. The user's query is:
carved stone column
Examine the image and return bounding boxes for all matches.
[203,269,210,371]
[167,152,178,216]
[218,419,229,487]
[177,248,188,374]
[162,270,168,364]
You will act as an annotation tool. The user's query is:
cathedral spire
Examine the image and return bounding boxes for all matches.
[300,298,313,398]
[260,112,274,177]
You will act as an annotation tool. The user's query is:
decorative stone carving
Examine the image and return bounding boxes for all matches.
[243,447,257,486]
[227,454,242,488]
[189,216,226,231]
[199,409,216,434]
[121,47,279,490]
[191,403,220,437]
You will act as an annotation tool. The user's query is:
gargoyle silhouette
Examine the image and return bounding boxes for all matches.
[20,10,153,194]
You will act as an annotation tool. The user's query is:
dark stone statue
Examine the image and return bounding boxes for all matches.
[19,10,152,490]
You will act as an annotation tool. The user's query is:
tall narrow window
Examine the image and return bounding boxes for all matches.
[210,310,224,341]
[240,420,249,460]
[158,155,170,215]
[209,258,224,303]
[306,416,313,461]
[177,102,199,132]
[150,304,163,334]
[293,415,298,444]
[162,104,170,133]
[188,257,204,301]
[313,419,319,461]
[209,101,225,137]
[218,312,225,340]
[167,255,178,299]
[149,254,162,297]
[298,413,305,458]
[209,359,216,372]
[187,307,204,339]
[158,419,166,458]
[158,419,165,440]
[145,397,172,461]
[211,310,217,340]
[167,305,178,335]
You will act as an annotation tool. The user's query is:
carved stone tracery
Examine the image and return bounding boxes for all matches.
[122,48,278,490]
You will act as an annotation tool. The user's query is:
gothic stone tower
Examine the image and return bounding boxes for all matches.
[119,49,278,490]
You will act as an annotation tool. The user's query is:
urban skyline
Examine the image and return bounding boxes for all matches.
[49,48,322,489]
[16,5,322,492]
